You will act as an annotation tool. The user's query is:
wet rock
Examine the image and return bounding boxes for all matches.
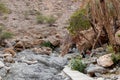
[0,61,4,68]
[97,54,114,67]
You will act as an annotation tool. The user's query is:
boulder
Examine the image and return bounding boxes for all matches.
[97,54,114,67]
[85,64,107,77]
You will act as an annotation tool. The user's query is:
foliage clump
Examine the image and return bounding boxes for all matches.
[45,15,56,26]
[0,2,10,14]
[111,53,120,64]
[36,14,46,24]
[0,26,13,41]
[40,41,55,50]
[67,9,90,35]
[69,57,86,72]
[107,45,114,53]
[36,14,56,25]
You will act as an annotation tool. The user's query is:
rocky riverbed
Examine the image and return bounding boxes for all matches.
[0,50,70,80]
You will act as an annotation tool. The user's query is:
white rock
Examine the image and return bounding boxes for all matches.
[63,66,94,80]
[97,78,105,80]
[0,61,4,68]
[97,54,113,67]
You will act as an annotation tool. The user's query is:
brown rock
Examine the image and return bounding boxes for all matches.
[14,41,25,51]
[3,48,16,57]
[48,36,60,46]
[97,54,114,67]
[32,47,52,55]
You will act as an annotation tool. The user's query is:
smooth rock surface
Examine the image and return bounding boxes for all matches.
[63,66,95,80]
[85,64,107,74]
[0,61,4,68]
[97,54,113,67]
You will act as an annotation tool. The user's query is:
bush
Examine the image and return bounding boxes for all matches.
[69,58,86,72]
[45,16,56,25]
[111,53,120,64]
[0,2,10,14]
[67,9,91,35]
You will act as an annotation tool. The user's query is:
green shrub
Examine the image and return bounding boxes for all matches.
[111,53,120,64]
[0,2,10,14]
[67,9,91,35]
[36,14,46,24]
[118,34,120,37]
[40,41,55,50]
[0,31,13,39]
[69,58,86,72]
[45,16,56,25]
[107,45,114,53]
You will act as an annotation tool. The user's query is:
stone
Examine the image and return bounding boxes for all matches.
[4,56,15,63]
[3,48,16,57]
[85,64,107,76]
[32,47,52,55]
[96,78,105,80]
[97,54,114,67]
[0,61,4,68]
[63,66,94,80]
[48,36,60,46]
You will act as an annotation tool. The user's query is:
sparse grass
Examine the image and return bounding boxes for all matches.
[36,13,56,25]
[69,57,86,72]
[0,26,13,41]
[36,14,46,24]
[0,31,13,40]
[0,2,10,14]
[45,16,56,26]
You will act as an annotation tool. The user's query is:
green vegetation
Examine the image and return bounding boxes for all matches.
[107,45,114,53]
[111,53,120,64]
[0,2,10,14]
[0,32,13,40]
[0,26,13,41]
[118,34,120,37]
[69,57,86,72]
[36,14,46,24]
[67,9,90,35]
[36,14,56,25]
[45,16,56,26]
[40,41,55,50]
